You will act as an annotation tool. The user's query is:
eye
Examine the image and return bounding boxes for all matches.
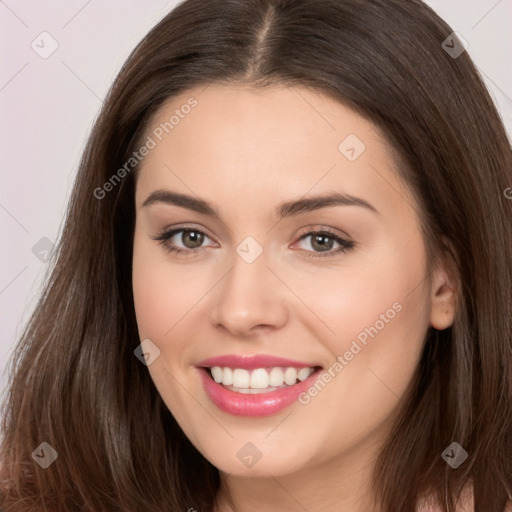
[293,228,355,258]
[152,227,215,257]
[152,226,355,259]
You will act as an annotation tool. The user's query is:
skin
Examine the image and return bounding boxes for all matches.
[131,83,457,512]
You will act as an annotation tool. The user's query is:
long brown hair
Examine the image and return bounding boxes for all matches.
[1,0,511,510]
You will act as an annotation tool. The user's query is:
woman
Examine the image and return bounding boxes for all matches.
[1,0,511,511]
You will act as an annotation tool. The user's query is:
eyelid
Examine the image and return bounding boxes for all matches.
[153,223,216,242]
[151,223,355,258]
[294,224,352,242]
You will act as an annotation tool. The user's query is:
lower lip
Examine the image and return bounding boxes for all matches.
[198,367,322,417]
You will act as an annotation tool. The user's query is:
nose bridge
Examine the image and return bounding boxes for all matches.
[209,236,288,335]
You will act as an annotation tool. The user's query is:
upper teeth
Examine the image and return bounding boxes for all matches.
[210,366,315,389]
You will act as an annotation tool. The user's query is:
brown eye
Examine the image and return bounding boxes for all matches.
[294,230,355,259]
[309,233,336,252]
[152,228,213,256]
[178,230,205,249]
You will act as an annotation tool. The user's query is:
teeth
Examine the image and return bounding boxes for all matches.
[297,367,312,381]
[211,366,223,383]
[212,366,234,386]
[209,366,315,390]
[250,368,269,389]
[232,369,250,388]
[269,367,284,386]
[222,367,233,386]
[284,367,297,385]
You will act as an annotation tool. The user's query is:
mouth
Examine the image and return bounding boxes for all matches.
[196,359,323,416]
[204,365,322,394]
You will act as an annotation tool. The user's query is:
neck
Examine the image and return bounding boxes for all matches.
[213,436,385,512]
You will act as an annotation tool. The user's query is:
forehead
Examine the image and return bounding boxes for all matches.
[144,82,375,158]
[135,83,415,220]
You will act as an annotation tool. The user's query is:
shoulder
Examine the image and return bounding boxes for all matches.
[416,484,472,512]
[417,485,512,512]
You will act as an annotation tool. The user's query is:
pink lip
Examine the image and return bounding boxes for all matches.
[196,354,321,370]
[197,359,322,417]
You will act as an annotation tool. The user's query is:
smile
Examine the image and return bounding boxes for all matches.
[209,366,316,393]
[196,354,323,416]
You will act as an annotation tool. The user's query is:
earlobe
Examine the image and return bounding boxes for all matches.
[429,241,459,330]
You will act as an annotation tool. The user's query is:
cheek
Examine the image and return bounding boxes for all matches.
[295,233,430,397]
[132,254,170,340]
[287,243,427,351]
[288,253,430,455]
[132,235,187,343]
[131,233,219,370]
[132,231,193,340]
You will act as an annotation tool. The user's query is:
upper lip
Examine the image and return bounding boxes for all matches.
[196,354,322,370]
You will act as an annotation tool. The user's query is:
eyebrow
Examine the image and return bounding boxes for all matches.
[141,189,379,218]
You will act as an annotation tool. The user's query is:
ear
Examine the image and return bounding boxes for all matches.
[429,237,459,330]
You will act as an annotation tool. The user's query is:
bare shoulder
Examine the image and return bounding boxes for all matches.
[455,486,512,512]
[416,483,511,512]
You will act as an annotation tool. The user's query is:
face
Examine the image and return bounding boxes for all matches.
[132,83,455,480]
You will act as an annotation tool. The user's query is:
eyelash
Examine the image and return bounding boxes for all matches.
[152,227,355,259]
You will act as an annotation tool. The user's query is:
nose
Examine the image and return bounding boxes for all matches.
[209,246,289,338]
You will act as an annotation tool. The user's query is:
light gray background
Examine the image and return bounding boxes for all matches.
[1,0,511,397]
